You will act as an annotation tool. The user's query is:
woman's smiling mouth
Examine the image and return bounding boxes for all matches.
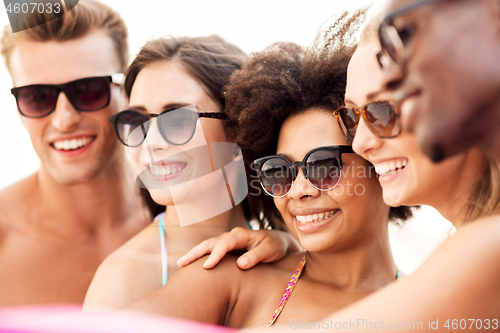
[146,161,188,181]
[295,209,339,224]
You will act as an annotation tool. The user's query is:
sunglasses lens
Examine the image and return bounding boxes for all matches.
[306,149,341,191]
[66,77,111,111]
[365,101,401,138]
[16,86,58,117]
[115,111,148,147]
[259,158,293,197]
[158,107,197,145]
[338,107,358,141]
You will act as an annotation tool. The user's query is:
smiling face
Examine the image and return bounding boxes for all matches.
[9,31,126,185]
[381,0,500,161]
[350,40,483,208]
[127,60,228,206]
[273,108,389,253]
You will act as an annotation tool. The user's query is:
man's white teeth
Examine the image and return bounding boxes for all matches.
[296,210,337,224]
[53,137,92,151]
[149,164,185,176]
[374,160,408,176]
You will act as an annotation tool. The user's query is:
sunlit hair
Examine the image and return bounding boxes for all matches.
[464,154,500,224]
[358,1,387,43]
[0,0,128,73]
[225,10,413,230]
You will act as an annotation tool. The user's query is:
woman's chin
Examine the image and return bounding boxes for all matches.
[149,189,174,207]
[382,191,407,208]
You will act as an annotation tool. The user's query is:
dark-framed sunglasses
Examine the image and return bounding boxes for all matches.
[11,74,125,118]
[334,101,401,142]
[109,105,226,147]
[378,0,456,69]
[253,145,354,198]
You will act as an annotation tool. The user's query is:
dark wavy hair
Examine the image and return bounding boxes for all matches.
[224,10,414,230]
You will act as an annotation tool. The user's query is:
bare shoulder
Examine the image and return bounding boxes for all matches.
[0,174,38,237]
[125,254,244,323]
[83,220,162,311]
[431,215,500,271]
[399,216,500,318]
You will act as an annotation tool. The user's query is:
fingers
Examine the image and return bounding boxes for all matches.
[202,228,253,269]
[236,235,283,270]
[177,237,220,268]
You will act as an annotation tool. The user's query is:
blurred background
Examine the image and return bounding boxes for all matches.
[0,0,454,273]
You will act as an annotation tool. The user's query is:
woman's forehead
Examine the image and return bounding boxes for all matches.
[277,110,346,157]
[345,41,383,106]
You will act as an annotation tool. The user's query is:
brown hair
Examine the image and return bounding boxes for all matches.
[124,35,245,111]
[1,0,128,72]
[224,10,413,230]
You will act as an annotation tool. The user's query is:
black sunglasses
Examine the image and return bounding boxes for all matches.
[253,145,354,198]
[378,0,458,69]
[11,74,124,118]
[109,105,226,147]
[334,101,401,142]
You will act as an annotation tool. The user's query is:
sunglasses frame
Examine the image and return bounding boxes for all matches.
[253,145,354,198]
[11,74,125,118]
[109,105,227,147]
[334,101,401,142]
[377,0,448,69]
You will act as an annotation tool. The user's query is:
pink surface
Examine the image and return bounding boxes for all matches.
[0,305,236,333]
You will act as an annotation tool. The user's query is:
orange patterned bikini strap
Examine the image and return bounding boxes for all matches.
[265,255,307,330]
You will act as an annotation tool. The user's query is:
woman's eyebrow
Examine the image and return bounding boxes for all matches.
[344,98,356,106]
[127,105,148,112]
[277,153,293,161]
[161,102,191,111]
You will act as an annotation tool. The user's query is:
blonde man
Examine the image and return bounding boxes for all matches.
[0,0,158,306]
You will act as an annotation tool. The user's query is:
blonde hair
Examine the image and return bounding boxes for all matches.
[359,1,386,43]
[1,0,128,72]
[463,154,500,223]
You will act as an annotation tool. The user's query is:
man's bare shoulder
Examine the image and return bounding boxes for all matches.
[0,173,39,232]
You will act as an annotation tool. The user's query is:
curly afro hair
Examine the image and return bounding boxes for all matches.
[224,10,414,230]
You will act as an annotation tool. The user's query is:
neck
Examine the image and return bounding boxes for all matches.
[36,149,148,232]
[163,201,248,244]
[304,222,397,292]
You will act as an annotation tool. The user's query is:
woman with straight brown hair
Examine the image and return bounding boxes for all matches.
[82,35,301,311]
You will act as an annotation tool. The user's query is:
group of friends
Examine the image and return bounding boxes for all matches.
[0,0,499,331]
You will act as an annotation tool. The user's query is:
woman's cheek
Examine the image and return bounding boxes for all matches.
[274,197,297,235]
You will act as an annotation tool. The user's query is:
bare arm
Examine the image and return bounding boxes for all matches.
[125,255,241,325]
[177,227,301,269]
[83,225,162,312]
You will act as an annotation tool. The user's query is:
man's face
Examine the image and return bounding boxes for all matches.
[382,0,500,161]
[9,31,127,185]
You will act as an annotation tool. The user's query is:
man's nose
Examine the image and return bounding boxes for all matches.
[50,92,82,132]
